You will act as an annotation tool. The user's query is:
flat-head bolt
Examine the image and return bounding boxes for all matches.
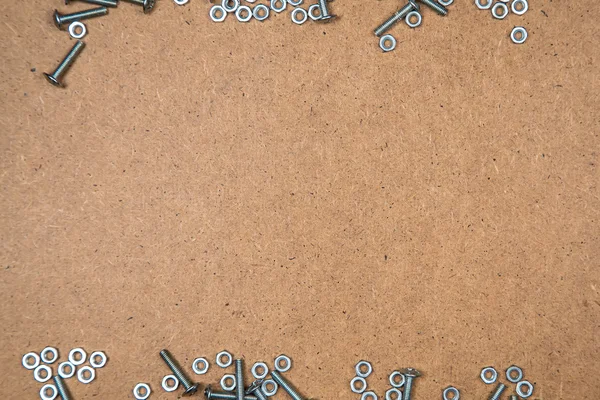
[65,0,118,7]
[398,368,421,400]
[374,0,419,37]
[205,385,258,400]
[270,370,305,400]
[53,375,72,400]
[418,0,448,16]
[53,7,108,29]
[159,349,199,396]
[121,0,156,13]
[246,380,268,400]
[235,359,245,400]
[316,0,335,22]
[488,383,507,400]
[44,40,85,87]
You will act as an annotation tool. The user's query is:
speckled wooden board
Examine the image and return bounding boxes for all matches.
[1,0,598,398]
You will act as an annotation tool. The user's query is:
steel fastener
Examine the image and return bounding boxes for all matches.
[54,375,73,400]
[44,40,85,87]
[270,370,305,400]
[374,0,419,37]
[65,0,118,7]
[121,0,156,13]
[53,7,108,29]
[419,0,448,16]
[316,0,335,22]
[159,349,199,396]
[246,380,269,400]
[235,359,245,400]
[398,368,421,400]
[488,383,507,400]
[205,385,259,400]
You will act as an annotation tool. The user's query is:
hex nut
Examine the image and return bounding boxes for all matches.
[475,0,493,10]
[350,376,367,394]
[443,386,460,400]
[389,371,406,388]
[385,388,402,400]
[480,366,498,384]
[355,360,373,378]
[516,380,534,398]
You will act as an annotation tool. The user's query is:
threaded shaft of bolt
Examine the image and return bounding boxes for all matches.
[52,40,85,80]
[270,371,304,400]
[317,0,330,18]
[58,7,108,26]
[53,376,72,400]
[235,359,245,400]
[489,383,507,400]
[209,391,258,400]
[509,396,518,400]
[404,377,414,400]
[374,2,414,37]
[250,388,268,400]
[121,0,145,5]
[160,349,194,390]
[72,0,118,7]
[419,0,448,16]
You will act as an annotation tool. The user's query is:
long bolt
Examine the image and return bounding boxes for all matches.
[53,7,108,29]
[270,370,305,400]
[53,375,72,400]
[246,380,268,400]
[235,359,245,400]
[488,383,507,400]
[121,0,156,13]
[65,0,118,7]
[44,40,85,87]
[398,368,421,400]
[205,385,258,400]
[316,0,336,22]
[419,0,448,16]
[159,349,199,396]
[374,0,419,37]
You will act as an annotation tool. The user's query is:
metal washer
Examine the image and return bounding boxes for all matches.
[379,34,396,52]
[511,26,528,44]
[68,22,87,39]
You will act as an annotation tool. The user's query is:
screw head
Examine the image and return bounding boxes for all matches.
[319,14,336,22]
[53,10,62,28]
[246,379,264,394]
[44,73,62,87]
[183,383,199,396]
[398,367,421,378]
[143,0,155,13]
[408,0,420,10]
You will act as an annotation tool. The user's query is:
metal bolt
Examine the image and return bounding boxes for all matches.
[159,349,199,396]
[205,385,258,400]
[53,7,108,29]
[270,370,305,400]
[121,0,156,13]
[65,0,118,7]
[316,0,335,22]
[246,380,268,400]
[398,368,421,400]
[374,0,419,37]
[235,359,245,400]
[509,396,518,400]
[488,383,507,400]
[418,0,448,16]
[44,40,85,87]
[53,375,72,400]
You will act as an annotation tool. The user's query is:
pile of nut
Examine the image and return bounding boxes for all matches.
[479,365,535,400]
[373,0,454,53]
[208,0,336,25]
[21,347,108,399]
[475,0,529,44]
[133,349,306,399]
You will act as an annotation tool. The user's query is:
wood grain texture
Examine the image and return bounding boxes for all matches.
[1,0,598,398]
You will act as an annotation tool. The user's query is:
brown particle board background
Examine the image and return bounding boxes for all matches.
[1,0,599,398]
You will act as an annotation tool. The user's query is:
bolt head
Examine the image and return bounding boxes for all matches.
[408,0,420,10]
[183,383,199,396]
[53,10,62,29]
[245,379,264,394]
[44,73,63,87]
[204,385,213,398]
[143,0,156,13]
[398,367,421,378]
[318,14,336,22]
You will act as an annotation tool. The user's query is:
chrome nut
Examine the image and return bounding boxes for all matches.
[480,366,498,384]
[475,0,493,10]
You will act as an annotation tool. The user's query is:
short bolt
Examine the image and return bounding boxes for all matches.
[53,375,72,400]
[418,0,448,16]
[205,385,258,400]
[374,0,419,37]
[398,368,421,400]
[159,349,199,396]
[53,7,108,29]
[65,0,118,7]
[316,0,335,22]
[44,40,85,88]
[270,370,305,400]
[235,359,245,400]
[488,383,507,400]
[246,380,268,400]
[121,0,156,13]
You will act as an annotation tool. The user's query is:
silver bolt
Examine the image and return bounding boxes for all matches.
[398,368,421,400]
[44,40,85,87]
[65,0,118,7]
[53,7,108,29]
[246,380,268,400]
[488,383,507,400]
[418,0,448,16]
[374,0,419,37]
[121,0,156,13]
[205,385,258,400]
[159,349,199,396]
[316,0,335,22]
[235,359,245,400]
[270,370,305,400]
[53,375,72,400]
[509,395,518,400]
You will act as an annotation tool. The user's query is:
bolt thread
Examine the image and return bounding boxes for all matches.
[160,349,194,390]
[509,396,518,400]
[270,371,304,400]
[53,376,72,400]
[70,0,118,7]
[57,7,108,26]
[251,388,268,400]
[206,386,259,400]
[121,0,145,5]
[50,40,85,82]
[404,377,414,400]
[235,359,245,400]
[317,0,330,18]
[419,0,448,16]
[489,383,507,400]
[374,2,414,36]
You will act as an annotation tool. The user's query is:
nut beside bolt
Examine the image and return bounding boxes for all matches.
[270,370,305,400]
[159,349,199,396]
[418,0,448,16]
[53,375,73,400]
[374,0,419,37]
[53,7,108,29]
[488,383,507,400]
[398,367,421,400]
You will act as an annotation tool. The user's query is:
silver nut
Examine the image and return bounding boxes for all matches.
[480,366,498,384]
[516,380,534,398]
[475,0,493,10]
[355,360,373,378]
[350,376,367,394]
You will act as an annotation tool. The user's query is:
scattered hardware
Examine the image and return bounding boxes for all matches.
[476,0,529,43]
